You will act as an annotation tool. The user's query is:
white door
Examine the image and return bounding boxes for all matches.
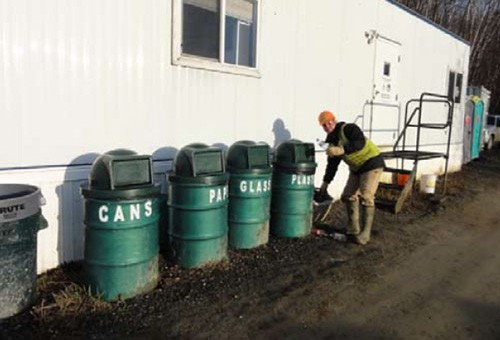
[366,36,401,147]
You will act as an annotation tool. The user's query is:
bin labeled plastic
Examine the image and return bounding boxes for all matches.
[0,184,47,319]
[271,140,317,238]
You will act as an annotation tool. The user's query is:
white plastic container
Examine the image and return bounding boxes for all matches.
[419,174,437,194]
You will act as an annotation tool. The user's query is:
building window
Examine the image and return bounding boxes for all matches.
[454,73,463,103]
[448,71,463,104]
[173,0,260,77]
[182,0,220,60]
[224,0,257,67]
[383,62,391,77]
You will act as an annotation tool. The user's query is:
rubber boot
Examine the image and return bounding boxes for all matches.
[344,200,360,236]
[356,205,375,245]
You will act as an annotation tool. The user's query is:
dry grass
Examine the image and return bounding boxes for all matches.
[34,264,112,320]
[35,283,112,319]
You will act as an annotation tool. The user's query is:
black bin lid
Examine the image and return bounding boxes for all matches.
[170,143,229,184]
[227,140,271,174]
[89,149,154,190]
[273,139,317,174]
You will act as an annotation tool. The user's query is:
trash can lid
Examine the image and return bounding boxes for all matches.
[89,149,154,190]
[273,139,317,174]
[227,140,271,174]
[81,183,161,200]
[0,184,44,222]
[169,143,229,185]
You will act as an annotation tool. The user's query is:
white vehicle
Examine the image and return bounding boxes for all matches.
[484,115,500,150]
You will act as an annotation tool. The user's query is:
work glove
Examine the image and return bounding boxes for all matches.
[315,182,333,205]
[326,145,345,157]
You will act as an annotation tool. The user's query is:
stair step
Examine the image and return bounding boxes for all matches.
[383,167,412,175]
[381,150,447,160]
[407,123,449,129]
[375,198,395,206]
[375,199,396,213]
[379,183,404,191]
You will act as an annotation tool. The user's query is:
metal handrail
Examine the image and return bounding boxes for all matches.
[393,106,419,152]
[390,92,454,196]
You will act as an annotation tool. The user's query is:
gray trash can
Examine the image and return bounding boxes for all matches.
[0,184,47,319]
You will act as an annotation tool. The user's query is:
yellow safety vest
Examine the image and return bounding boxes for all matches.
[337,124,380,172]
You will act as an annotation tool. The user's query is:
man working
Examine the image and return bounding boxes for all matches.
[318,110,385,245]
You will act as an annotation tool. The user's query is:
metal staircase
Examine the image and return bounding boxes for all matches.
[376,93,454,213]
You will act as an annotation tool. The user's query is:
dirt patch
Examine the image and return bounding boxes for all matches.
[1,151,499,339]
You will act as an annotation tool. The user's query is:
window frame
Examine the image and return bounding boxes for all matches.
[172,0,261,78]
[447,70,463,104]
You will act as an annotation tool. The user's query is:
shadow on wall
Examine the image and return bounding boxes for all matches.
[153,146,182,252]
[152,147,179,163]
[272,119,292,150]
[55,153,100,265]
[212,143,229,151]
[153,147,179,194]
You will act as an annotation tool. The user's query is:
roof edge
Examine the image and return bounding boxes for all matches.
[385,0,471,46]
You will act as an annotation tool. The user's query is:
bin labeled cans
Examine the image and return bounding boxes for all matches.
[0,184,47,319]
[271,140,317,238]
[227,141,272,249]
[81,149,160,301]
[168,144,229,268]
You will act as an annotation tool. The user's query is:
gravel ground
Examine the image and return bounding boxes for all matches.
[1,150,497,339]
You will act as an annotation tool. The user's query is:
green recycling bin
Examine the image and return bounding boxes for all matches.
[81,149,160,301]
[168,143,229,268]
[271,140,317,238]
[158,194,169,253]
[0,184,47,319]
[227,141,272,249]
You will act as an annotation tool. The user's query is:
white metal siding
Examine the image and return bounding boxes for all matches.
[0,0,470,272]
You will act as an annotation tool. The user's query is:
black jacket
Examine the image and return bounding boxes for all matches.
[323,122,385,183]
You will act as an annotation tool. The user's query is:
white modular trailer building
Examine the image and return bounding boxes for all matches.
[0,0,470,272]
